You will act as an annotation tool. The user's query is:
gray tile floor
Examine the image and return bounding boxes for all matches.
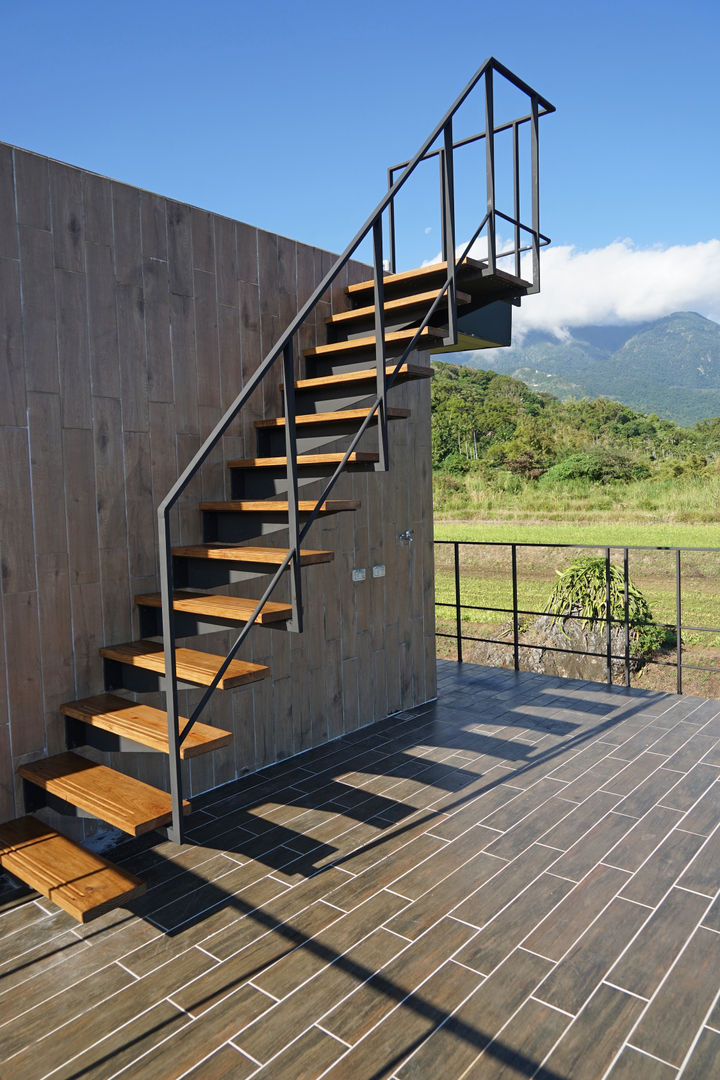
[1,661,719,1079]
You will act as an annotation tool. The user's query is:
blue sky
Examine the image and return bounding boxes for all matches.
[3,0,719,331]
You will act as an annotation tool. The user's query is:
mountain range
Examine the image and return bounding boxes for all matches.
[461,311,720,426]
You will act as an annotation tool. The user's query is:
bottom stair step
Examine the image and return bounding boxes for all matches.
[60,694,233,758]
[0,815,146,923]
[18,752,191,836]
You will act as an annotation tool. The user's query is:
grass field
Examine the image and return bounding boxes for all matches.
[432,515,720,699]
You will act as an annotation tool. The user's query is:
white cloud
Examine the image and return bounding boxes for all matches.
[513,239,720,339]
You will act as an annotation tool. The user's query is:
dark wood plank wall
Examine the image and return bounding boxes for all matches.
[0,143,436,837]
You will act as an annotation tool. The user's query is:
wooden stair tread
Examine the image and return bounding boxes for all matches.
[60,693,232,758]
[199,499,360,514]
[326,287,471,325]
[100,641,269,690]
[172,545,334,566]
[303,326,444,359]
[227,452,379,469]
[18,752,191,837]
[291,363,433,391]
[135,591,292,625]
[255,407,410,429]
[0,816,146,922]
[346,258,485,295]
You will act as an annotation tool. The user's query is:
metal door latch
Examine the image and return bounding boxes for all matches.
[398,530,415,545]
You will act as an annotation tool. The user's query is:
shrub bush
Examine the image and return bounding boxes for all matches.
[540,451,650,486]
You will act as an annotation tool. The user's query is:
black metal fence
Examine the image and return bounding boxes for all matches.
[434,540,720,694]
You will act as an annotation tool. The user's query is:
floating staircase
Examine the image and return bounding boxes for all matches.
[0,58,554,920]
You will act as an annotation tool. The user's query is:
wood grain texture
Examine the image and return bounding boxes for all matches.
[135,590,292,624]
[303,325,444,358]
[17,752,191,835]
[99,640,269,689]
[255,407,410,428]
[171,544,334,565]
[326,287,471,324]
[59,693,232,757]
[0,815,145,922]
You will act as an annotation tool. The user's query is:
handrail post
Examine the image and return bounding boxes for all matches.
[283,339,302,632]
[676,548,682,694]
[485,67,496,274]
[512,121,521,279]
[605,547,612,686]
[159,507,184,844]
[373,218,389,472]
[511,544,520,671]
[530,94,540,291]
[454,541,463,663]
[440,121,457,344]
[624,547,631,688]
[387,167,397,274]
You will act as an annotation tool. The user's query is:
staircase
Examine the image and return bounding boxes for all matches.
[0,58,554,921]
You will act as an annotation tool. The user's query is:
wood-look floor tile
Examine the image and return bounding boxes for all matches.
[536,789,620,851]
[659,763,718,812]
[324,832,447,910]
[603,805,684,872]
[535,984,645,1080]
[614,769,681,818]
[524,864,631,961]
[426,773,523,841]
[663,734,719,773]
[464,997,570,1080]
[245,1024,348,1079]
[677,782,720,835]
[484,794,576,860]
[450,844,561,930]
[535,897,651,1015]
[386,850,506,940]
[549,811,636,881]
[319,960,482,1079]
[124,985,275,1080]
[235,927,406,1063]
[395,948,552,1079]
[608,887,710,998]
[390,826,498,900]
[602,753,668,797]
[630,926,720,1066]
[479,778,567,832]
[252,889,408,1000]
[603,1045,676,1078]
[620,828,707,905]
[46,1002,192,1080]
[680,1027,720,1080]
[322,917,478,1046]
[556,757,627,802]
[173,901,344,1015]
[456,872,574,975]
[180,1043,258,1079]
[677,827,720,897]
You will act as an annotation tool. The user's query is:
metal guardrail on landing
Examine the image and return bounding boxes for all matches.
[435,539,720,695]
[157,60,555,841]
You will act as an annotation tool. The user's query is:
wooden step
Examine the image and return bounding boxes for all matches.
[255,408,410,429]
[60,693,232,758]
[172,545,334,567]
[100,641,269,690]
[303,327,444,359]
[18,752,191,836]
[199,499,360,514]
[326,287,471,326]
[135,591,292,625]
[346,258,485,297]
[227,452,379,470]
[291,363,433,392]
[0,816,146,923]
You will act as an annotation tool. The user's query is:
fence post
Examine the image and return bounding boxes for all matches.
[676,548,683,694]
[605,547,612,686]
[511,544,520,671]
[454,541,463,663]
[623,548,631,688]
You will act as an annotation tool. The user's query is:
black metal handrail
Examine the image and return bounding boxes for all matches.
[158,59,555,841]
[435,540,720,694]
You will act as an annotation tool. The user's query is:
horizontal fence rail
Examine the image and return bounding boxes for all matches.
[435,540,720,694]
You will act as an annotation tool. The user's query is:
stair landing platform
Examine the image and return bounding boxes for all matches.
[1,661,718,1078]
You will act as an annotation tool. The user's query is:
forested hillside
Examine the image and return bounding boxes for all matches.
[431,360,720,491]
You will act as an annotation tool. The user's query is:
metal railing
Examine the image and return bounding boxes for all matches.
[435,540,720,694]
[158,60,555,842]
